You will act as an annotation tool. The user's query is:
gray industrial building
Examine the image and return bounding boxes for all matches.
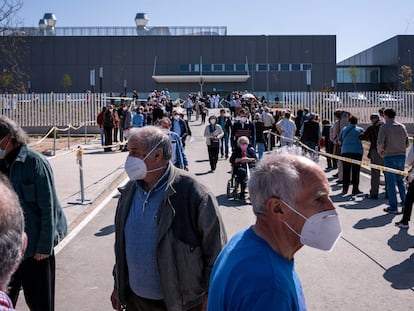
[337,35,414,91]
[10,13,337,98]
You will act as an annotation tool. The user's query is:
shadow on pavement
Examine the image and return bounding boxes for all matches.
[383,253,414,290]
[194,159,209,163]
[216,193,250,209]
[353,213,397,229]
[194,171,211,176]
[387,229,414,252]
[94,224,115,237]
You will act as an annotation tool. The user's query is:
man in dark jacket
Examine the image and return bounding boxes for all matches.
[0,116,67,311]
[111,126,226,311]
[359,113,383,199]
[103,104,114,152]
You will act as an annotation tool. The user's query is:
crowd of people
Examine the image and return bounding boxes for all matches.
[1,87,414,311]
[96,90,414,219]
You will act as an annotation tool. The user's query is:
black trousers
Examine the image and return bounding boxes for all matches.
[342,152,363,193]
[8,254,56,311]
[207,145,219,171]
[113,127,119,143]
[104,126,113,151]
[402,181,414,223]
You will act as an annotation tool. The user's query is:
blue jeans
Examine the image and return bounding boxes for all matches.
[383,155,406,210]
[220,133,229,157]
[100,128,105,146]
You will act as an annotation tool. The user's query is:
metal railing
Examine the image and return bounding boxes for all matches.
[4,26,227,37]
[0,93,104,127]
[273,91,414,125]
[1,91,413,129]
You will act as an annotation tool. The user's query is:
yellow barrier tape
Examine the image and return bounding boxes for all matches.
[28,126,57,147]
[264,130,409,177]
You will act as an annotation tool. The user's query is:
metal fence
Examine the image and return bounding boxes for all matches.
[274,91,414,125]
[0,91,413,129]
[0,93,104,128]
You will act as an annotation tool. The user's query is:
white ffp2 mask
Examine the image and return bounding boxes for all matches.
[124,140,165,180]
[282,200,342,251]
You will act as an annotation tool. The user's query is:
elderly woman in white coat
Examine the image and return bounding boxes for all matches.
[204,115,224,173]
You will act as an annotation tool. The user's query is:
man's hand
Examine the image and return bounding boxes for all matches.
[184,165,189,171]
[111,288,122,311]
[34,253,49,261]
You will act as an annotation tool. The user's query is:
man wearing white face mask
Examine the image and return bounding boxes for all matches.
[203,115,224,173]
[208,146,342,311]
[171,109,191,149]
[111,126,227,311]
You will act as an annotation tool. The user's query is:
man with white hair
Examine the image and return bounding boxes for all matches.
[0,175,26,311]
[208,147,342,310]
[111,126,226,311]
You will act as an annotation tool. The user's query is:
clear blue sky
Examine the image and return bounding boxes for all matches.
[18,0,414,62]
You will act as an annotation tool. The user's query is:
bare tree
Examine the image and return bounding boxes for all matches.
[0,0,27,93]
[0,0,23,29]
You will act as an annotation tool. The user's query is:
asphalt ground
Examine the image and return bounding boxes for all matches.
[15,109,414,310]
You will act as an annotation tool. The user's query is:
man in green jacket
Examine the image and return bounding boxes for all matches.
[0,116,67,311]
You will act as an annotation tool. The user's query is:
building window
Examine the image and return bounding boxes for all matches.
[202,64,212,72]
[180,65,190,72]
[225,64,234,72]
[302,64,312,71]
[336,66,380,84]
[291,64,301,71]
[257,64,268,71]
[269,64,279,71]
[190,64,199,72]
[213,64,224,71]
[280,64,290,71]
[235,64,245,72]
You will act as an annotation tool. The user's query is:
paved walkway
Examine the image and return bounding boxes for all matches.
[46,109,413,309]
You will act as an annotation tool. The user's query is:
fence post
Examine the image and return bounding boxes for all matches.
[84,122,87,144]
[68,125,71,150]
[53,127,57,156]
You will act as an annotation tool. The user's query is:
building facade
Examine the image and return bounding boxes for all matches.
[337,35,414,91]
[17,32,336,98]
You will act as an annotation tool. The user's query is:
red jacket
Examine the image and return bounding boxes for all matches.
[97,111,104,128]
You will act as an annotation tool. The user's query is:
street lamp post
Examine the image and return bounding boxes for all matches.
[99,67,103,93]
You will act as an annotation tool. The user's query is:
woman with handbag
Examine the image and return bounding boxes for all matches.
[204,115,224,173]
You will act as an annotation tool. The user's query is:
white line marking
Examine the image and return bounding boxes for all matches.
[55,178,129,254]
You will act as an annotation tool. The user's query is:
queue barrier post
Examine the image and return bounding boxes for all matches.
[68,146,92,205]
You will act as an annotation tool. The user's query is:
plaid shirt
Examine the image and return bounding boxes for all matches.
[0,291,17,311]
